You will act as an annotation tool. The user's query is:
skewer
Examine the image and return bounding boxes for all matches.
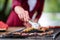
[53,31,60,39]
[49,26,60,28]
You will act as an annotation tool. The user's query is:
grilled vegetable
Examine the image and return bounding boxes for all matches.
[0,21,8,32]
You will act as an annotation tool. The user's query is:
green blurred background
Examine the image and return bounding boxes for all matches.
[43,0,60,20]
[39,0,60,26]
[44,0,60,12]
[0,0,12,22]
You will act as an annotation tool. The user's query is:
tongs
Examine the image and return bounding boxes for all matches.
[28,20,40,29]
[28,13,41,29]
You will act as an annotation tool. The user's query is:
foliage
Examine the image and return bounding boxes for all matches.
[44,0,60,12]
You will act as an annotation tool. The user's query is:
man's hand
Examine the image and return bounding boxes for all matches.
[14,6,30,22]
[23,22,32,28]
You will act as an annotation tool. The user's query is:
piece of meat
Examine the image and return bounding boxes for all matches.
[22,27,50,33]
[38,27,49,32]
[37,33,46,36]
[22,27,34,32]
[21,33,29,36]
[46,30,54,35]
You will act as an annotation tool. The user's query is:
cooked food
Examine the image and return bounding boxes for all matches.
[37,32,46,36]
[46,30,54,35]
[22,27,49,33]
[37,30,54,36]
[12,32,21,35]
[3,29,54,38]
[3,26,53,37]
[21,33,29,36]
[38,27,49,32]
[29,33,34,36]
[22,27,34,32]
[0,21,8,31]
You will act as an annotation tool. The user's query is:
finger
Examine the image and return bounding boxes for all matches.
[23,22,31,28]
[24,11,28,21]
[18,14,24,21]
[21,13,25,21]
[21,11,28,21]
[18,15,22,19]
[25,11,30,19]
[23,13,27,22]
[24,11,30,21]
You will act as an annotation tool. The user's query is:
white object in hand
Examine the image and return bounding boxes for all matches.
[28,20,40,29]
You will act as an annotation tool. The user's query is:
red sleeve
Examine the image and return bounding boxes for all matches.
[36,0,45,19]
[6,11,15,26]
[12,0,21,10]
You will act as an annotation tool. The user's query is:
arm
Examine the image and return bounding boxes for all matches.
[34,0,45,22]
[12,0,30,22]
[14,6,30,22]
[6,0,23,26]
[12,0,21,10]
